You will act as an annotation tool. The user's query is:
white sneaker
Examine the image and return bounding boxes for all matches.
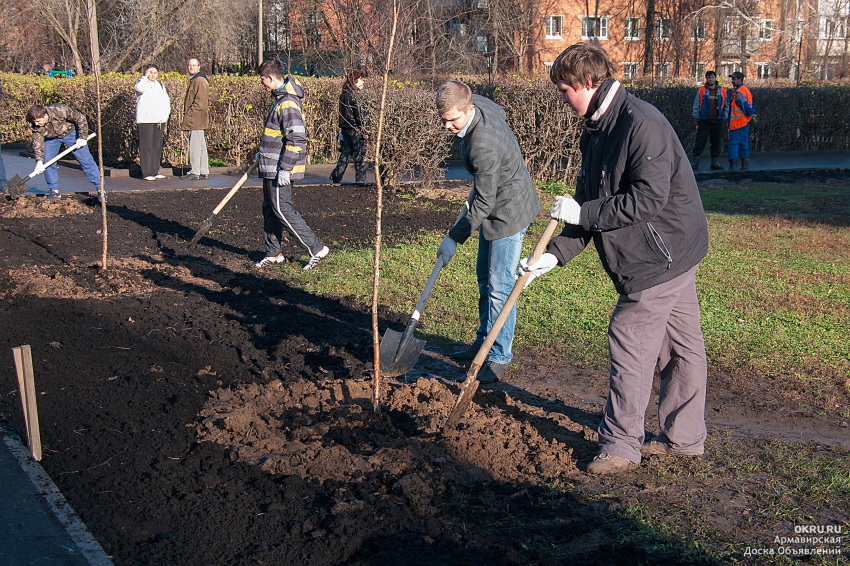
[144,176,157,181]
[154,174,166,179]
[255,254,286,268]
[302,246,329,271]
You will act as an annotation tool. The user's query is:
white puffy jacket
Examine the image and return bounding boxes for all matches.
[134,78,171,124]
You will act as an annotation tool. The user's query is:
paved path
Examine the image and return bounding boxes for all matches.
[4,148,846,197]
[0,145,849,564]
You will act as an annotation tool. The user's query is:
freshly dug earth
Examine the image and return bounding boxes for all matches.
[0,177,848,565]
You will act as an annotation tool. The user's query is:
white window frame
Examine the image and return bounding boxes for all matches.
[544,62,554,74]
[546,15,564,39]
[756,62,772,78]
[821,17,847,39]
[693,18,706,41]
[655,17,672,40]
[622,62,641,78]
[624,17,640,41]
[653,62,672,77]
[582,16,609,40]
[694,62,706,81]
[759,19,775,40]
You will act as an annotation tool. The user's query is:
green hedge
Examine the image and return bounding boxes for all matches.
[2,72,849,185]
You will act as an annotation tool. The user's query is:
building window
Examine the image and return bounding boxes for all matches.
[693,18,706,41]
[694,62,706,80]
[759,19,775,40]
[655,17,672,40]
[473,34,489,52]
[722,17,739,39]
[582,16,609,40]
[654,62,671,77]
[624,17,640,40]
[544,62,554,74]
[546,16,563,39]
[756,62,772,78]
[623,62,640,78]
[822,17,847,39]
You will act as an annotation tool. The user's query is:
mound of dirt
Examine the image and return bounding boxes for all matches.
[0,184,847,565]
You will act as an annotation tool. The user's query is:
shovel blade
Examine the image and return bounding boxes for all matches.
[3,175,27,198]
[379,328,426,377]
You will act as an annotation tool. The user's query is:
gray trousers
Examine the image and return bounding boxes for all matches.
[188,130,208,175]
[599,265,707,463]
[262,178,322,257]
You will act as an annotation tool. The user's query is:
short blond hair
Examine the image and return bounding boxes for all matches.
[436,80,472,112]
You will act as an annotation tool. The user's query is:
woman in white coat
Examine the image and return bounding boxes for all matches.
[135,64,171,180]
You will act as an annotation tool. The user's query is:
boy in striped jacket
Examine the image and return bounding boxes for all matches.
[255,59,328,271]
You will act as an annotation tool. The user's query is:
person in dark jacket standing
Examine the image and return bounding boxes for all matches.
[180,57,210,180]
[255,59,329,271]
[436,80,541,383]
[690,70,726,171]
[519,44,709,475]
[330,69,368,184]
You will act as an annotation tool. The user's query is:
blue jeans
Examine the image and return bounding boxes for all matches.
[44,131,100,193]
[727,125,750,159]
[474,227,527,365]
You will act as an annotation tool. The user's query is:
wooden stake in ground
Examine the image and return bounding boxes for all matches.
[12,345,42,461]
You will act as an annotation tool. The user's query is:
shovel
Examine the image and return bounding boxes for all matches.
[3,133,96,197]
[445,217,560,429]
[189,162,259,245]
[379,255,447,376]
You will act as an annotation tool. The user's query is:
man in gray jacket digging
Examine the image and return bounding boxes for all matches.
[435,80,541,383]
[519,43,710,475]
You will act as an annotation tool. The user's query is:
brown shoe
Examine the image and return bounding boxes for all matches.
[586,453,637,475]
[640,440,704,458]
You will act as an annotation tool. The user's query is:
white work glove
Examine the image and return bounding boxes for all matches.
[516,253,559,289]
[31,160,45,176]
[277,169,291,186]
[436,235,457,264]
[72,137,88,151]
[550,195,582,225]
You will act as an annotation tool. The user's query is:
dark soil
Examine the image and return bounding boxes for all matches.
[0,177,847,565]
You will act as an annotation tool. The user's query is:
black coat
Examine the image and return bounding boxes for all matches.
[548,80,709,295]
[338,89,365,133]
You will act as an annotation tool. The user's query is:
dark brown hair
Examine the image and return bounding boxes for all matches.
[549,43,616,89]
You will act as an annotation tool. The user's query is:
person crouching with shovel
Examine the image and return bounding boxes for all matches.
[25,104,102,200]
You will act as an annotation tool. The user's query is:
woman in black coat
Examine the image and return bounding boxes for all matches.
[330,70,368,184]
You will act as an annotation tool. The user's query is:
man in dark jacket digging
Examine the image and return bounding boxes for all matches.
[519,43,709,475]
[435,80,541,383]
[26,103,101,200]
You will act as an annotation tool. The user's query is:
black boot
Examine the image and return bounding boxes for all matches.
[710,158,724,170]
[729,158,739,171]
[690,155,699,170]
[741,158,749,171]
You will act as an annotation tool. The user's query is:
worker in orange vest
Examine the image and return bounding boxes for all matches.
[691,70,727,171]
[727,71,756,170]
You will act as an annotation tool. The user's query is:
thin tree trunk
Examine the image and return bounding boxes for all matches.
[86,0,107,267]
[371,0,399,414]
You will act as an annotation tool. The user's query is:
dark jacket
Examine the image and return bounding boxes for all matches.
[258,77,307,180]
[30,104,90,162]
[338,89,366,133]
[181,72,209,131]
[449,95,541,244]
[547,80,709,295]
